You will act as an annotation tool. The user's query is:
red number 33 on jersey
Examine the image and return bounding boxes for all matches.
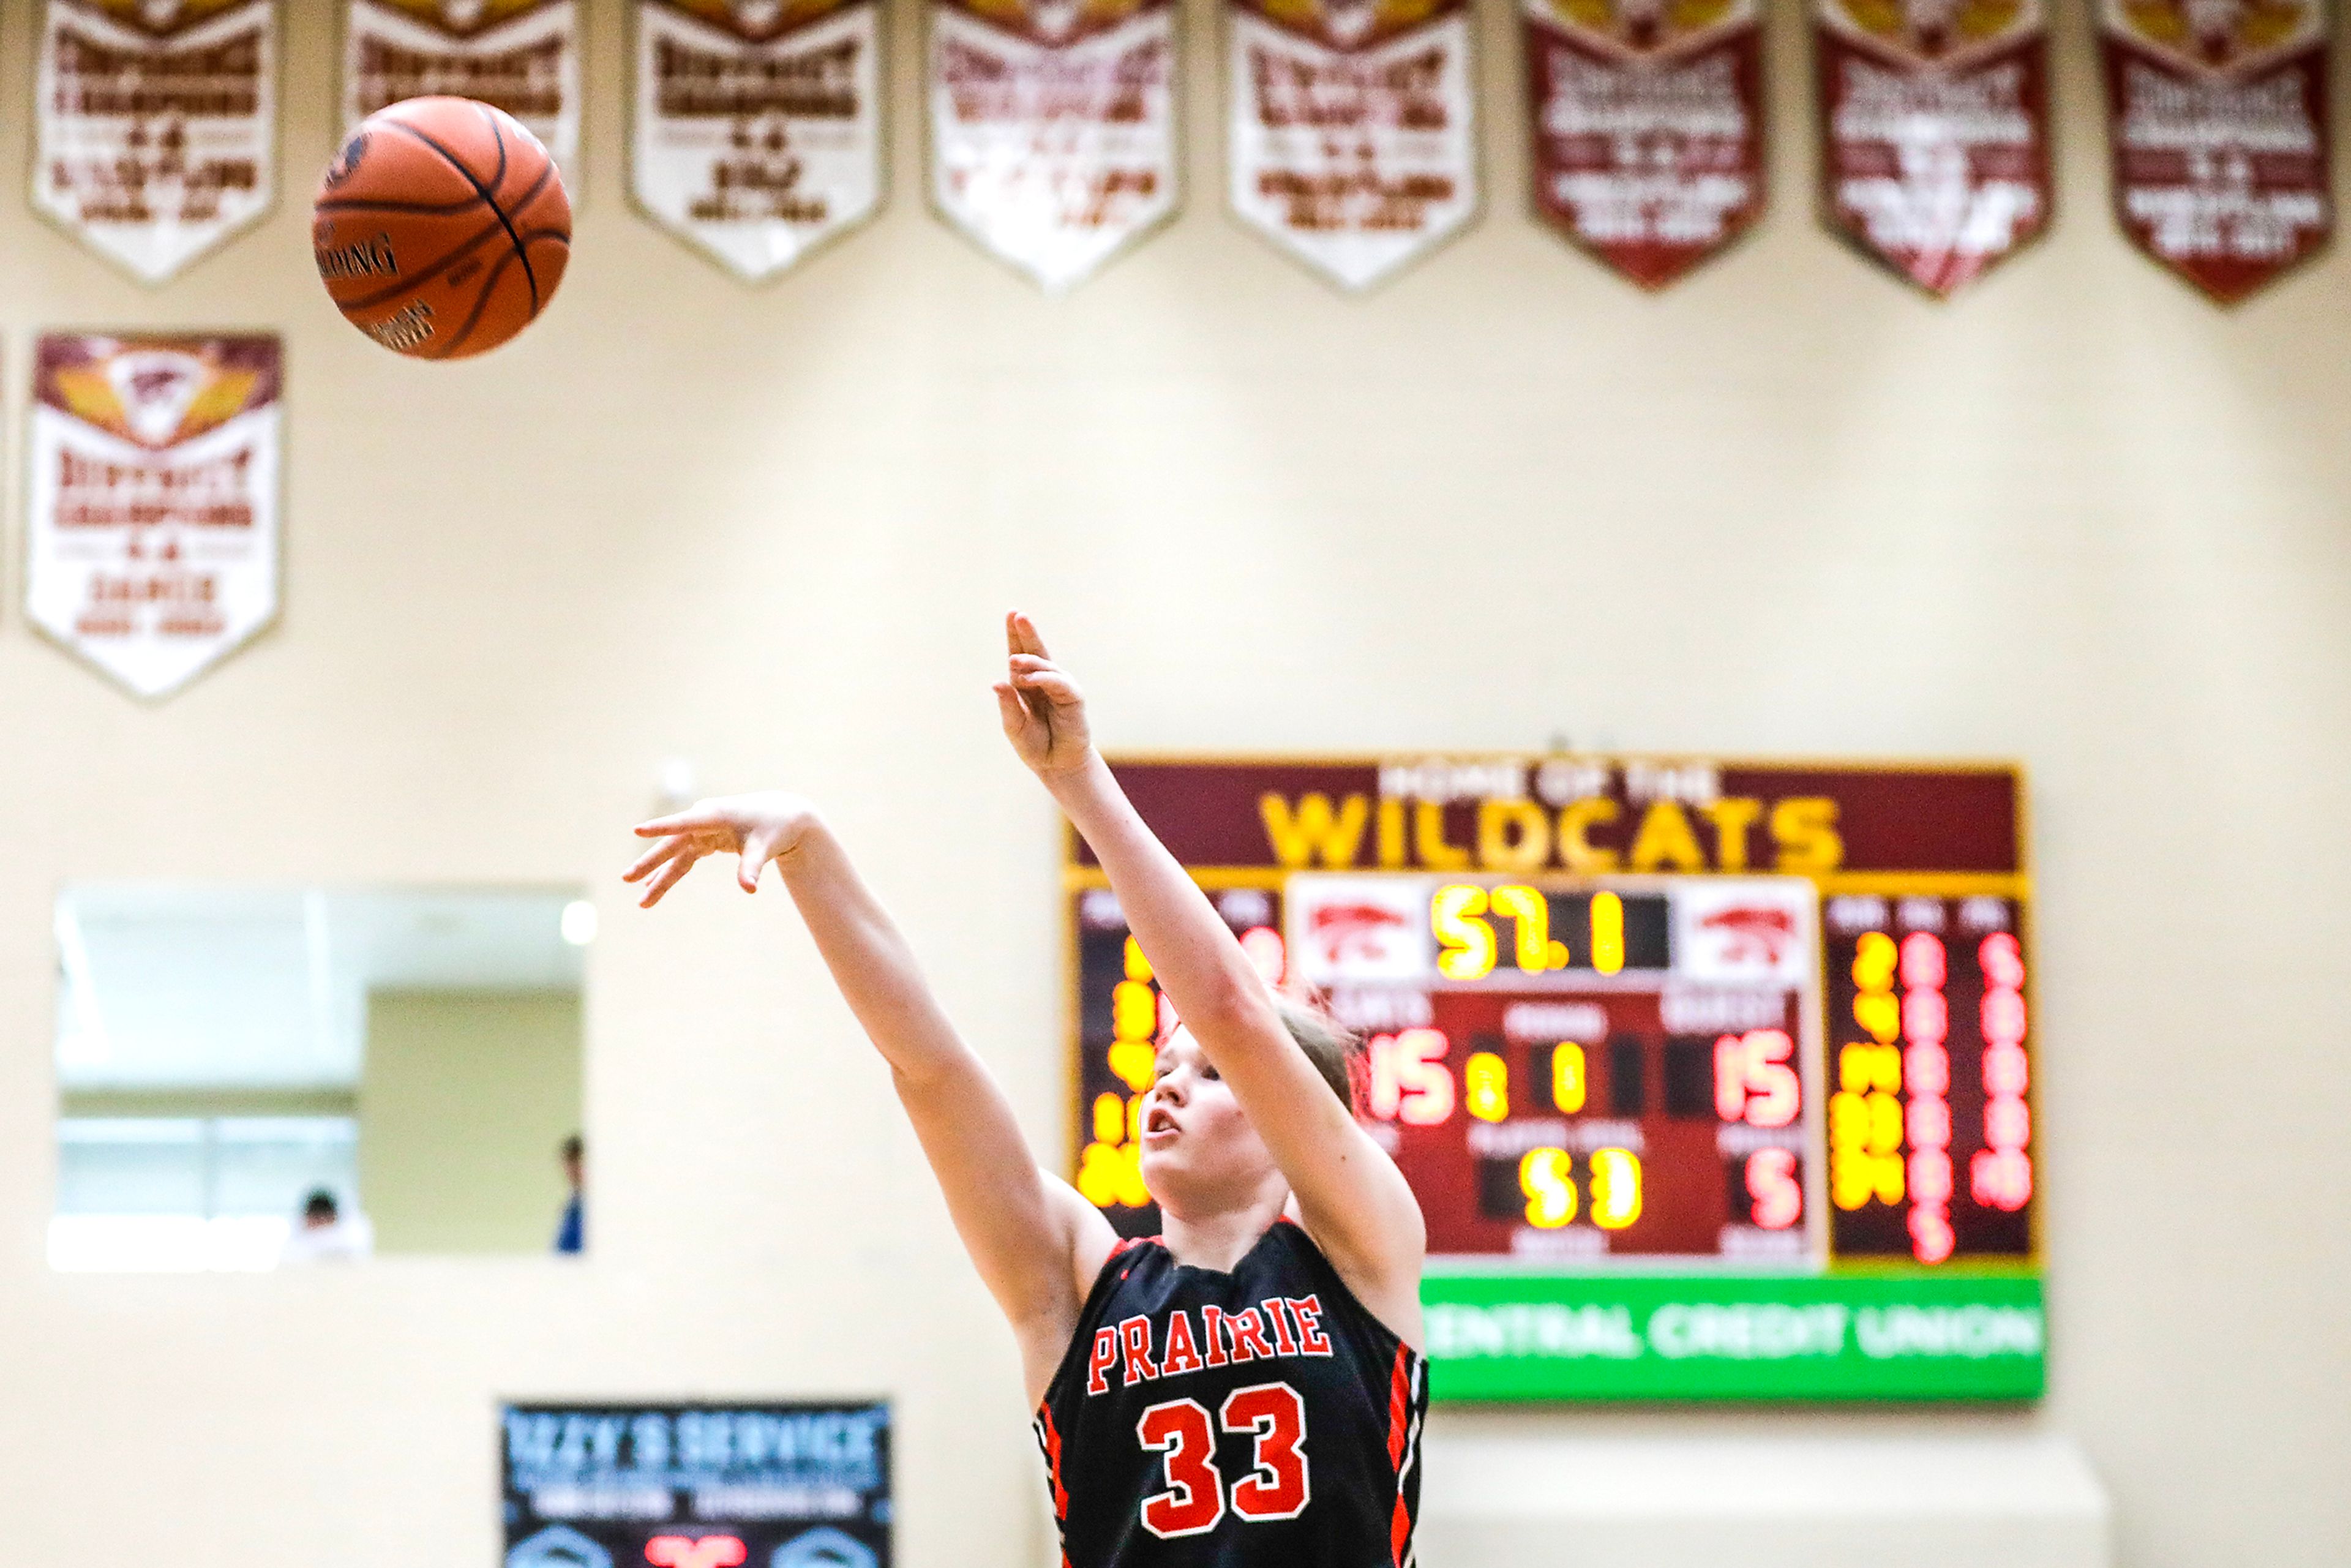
[1136,1382,1310,1538]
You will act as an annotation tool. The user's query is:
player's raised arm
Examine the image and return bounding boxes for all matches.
[626,793,1118,1401]
[994,614,1427,1328]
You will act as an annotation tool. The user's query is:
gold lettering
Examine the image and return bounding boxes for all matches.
[1701,797,1763,872]
[1556,799,1621,872]
[1770,797,1845,873]
[1378,797,1407,868]
[1415,801,1471,869]
[1477,800,1551,871]
[1259,793,1369,869]
[1629,800,1706,872]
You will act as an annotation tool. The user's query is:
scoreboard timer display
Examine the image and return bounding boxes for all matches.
[1066,756,2044,1401]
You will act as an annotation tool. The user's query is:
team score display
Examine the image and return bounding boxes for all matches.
[1136,1382,1309,1538]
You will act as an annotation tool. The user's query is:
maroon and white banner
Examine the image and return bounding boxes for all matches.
[1227,0,1479,290]
[1522,0,1765,288]
[632,0,885,281]
[343,1,583,189]
[34,1,279,284]
[2098,0,2330,302]
[28,335,283,700]
[1812,0,2052,297]
[928,0,1180,291]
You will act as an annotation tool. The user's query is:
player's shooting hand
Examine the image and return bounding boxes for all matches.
[626,792,817,906]
[994,611,1095,778]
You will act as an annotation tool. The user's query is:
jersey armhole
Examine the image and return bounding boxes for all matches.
[1036,1236,1160,1414]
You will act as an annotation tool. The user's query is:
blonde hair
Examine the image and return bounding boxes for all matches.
[1273,994,1362,1112]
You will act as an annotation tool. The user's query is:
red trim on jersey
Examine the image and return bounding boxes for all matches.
[1392,1493,1413,1567]
[1386,1347,1410,1468]
[1039,1406,1070,1520]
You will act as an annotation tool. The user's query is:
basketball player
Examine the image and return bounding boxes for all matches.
[626,613,1427,1567]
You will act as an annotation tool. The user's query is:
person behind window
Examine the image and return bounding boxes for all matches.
[280,1188,372,1266]
[555,1135,585,1255]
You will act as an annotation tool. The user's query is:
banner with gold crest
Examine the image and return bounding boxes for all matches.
[1227,0,1480,291]
[2098,0,2331,301]
[33,0,279,284]
[343,1,583,190]
[631,0,885,281]
[1812,0,2052,296]
[1523,0,1766,287]
[28,334,283,700]
[928,0,1181,291]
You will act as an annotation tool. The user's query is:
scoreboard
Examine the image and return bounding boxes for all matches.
[1066,756,2045,1401]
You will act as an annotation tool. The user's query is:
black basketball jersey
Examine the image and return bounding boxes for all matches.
[1033,1219,1428,1568]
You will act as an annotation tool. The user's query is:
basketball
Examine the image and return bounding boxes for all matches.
[312,97,571,361]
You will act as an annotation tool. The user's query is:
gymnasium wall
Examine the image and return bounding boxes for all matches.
[0,1,2344,1565]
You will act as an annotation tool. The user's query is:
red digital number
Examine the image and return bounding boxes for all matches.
[1137,1399,1225,1538]
[1714,1029,1799,1128]
[1222,1382,1311,1520]
[1744,1147,1802,1230]
[1368,1029,1454,1126]
[646,1539,748,1568]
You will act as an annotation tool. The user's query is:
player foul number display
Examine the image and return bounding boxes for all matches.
[1067,756,2044,1400]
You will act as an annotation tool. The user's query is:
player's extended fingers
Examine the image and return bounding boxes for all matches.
[637,851,700,908]
[1010,610,1051,661]
[992,681,1031,733]
[1014,668,1084,706]
[622,836,688,883]
[633,806,727,838]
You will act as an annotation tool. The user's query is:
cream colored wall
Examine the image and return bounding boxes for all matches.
[359,990,582,1254]
[0,0,2343,1565]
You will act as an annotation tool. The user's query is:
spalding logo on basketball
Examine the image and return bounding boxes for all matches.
[313,97,572,360]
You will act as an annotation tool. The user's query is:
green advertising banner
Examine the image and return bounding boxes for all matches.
[1424,1270,2045,1401]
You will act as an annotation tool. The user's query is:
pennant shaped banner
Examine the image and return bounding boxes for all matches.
[33,0,279,284]
[1227,0,1480,290]
[2098,0,2331,302]
[1522,0,1766,288]
[28,334,283,700]
[1812,0,2052,296]
[631,0,885,281]
[343,1,584,190]
[928,0,1182,291]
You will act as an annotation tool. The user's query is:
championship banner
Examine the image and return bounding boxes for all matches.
[2098,0,2331,302]
[33,1,279,284]
[27,334,283,700]
[927,0,1182,291]
[1523,0,1766,288]
[343,1,583,190]
[632,0,886,282]
[1227,0,1480,291]
[1812,0,2052,297]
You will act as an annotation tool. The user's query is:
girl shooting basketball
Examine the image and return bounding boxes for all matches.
[626,613,1428,1567]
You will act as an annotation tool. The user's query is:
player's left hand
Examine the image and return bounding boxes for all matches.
[996,611,1095,778]
[625,792,817,906]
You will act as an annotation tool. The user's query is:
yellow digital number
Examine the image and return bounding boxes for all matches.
[1551,1042,1587,1114]
[1488,884,1554,971]
[1123,936,1154,983]
[1465,1051,1508,1122]
[1432,885,1498,980]
[1520,1147,1577,1228]
[1591,1147,1643,1229]
[1092,1093,1125,1145]
[1852,931,1898,989]
[1114,980,1157,1042]
[1589,891,1625,975]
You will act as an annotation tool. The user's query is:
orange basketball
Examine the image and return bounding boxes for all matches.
[312,97,571,361]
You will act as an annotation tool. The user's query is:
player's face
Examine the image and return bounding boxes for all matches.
[1139,1029,1279,1212]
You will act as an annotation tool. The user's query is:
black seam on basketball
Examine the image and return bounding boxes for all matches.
[315,195,489,216]
[383,118,542,318]
[334,215,509,312]
[480,107,540,313]
[426,245,522,360]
